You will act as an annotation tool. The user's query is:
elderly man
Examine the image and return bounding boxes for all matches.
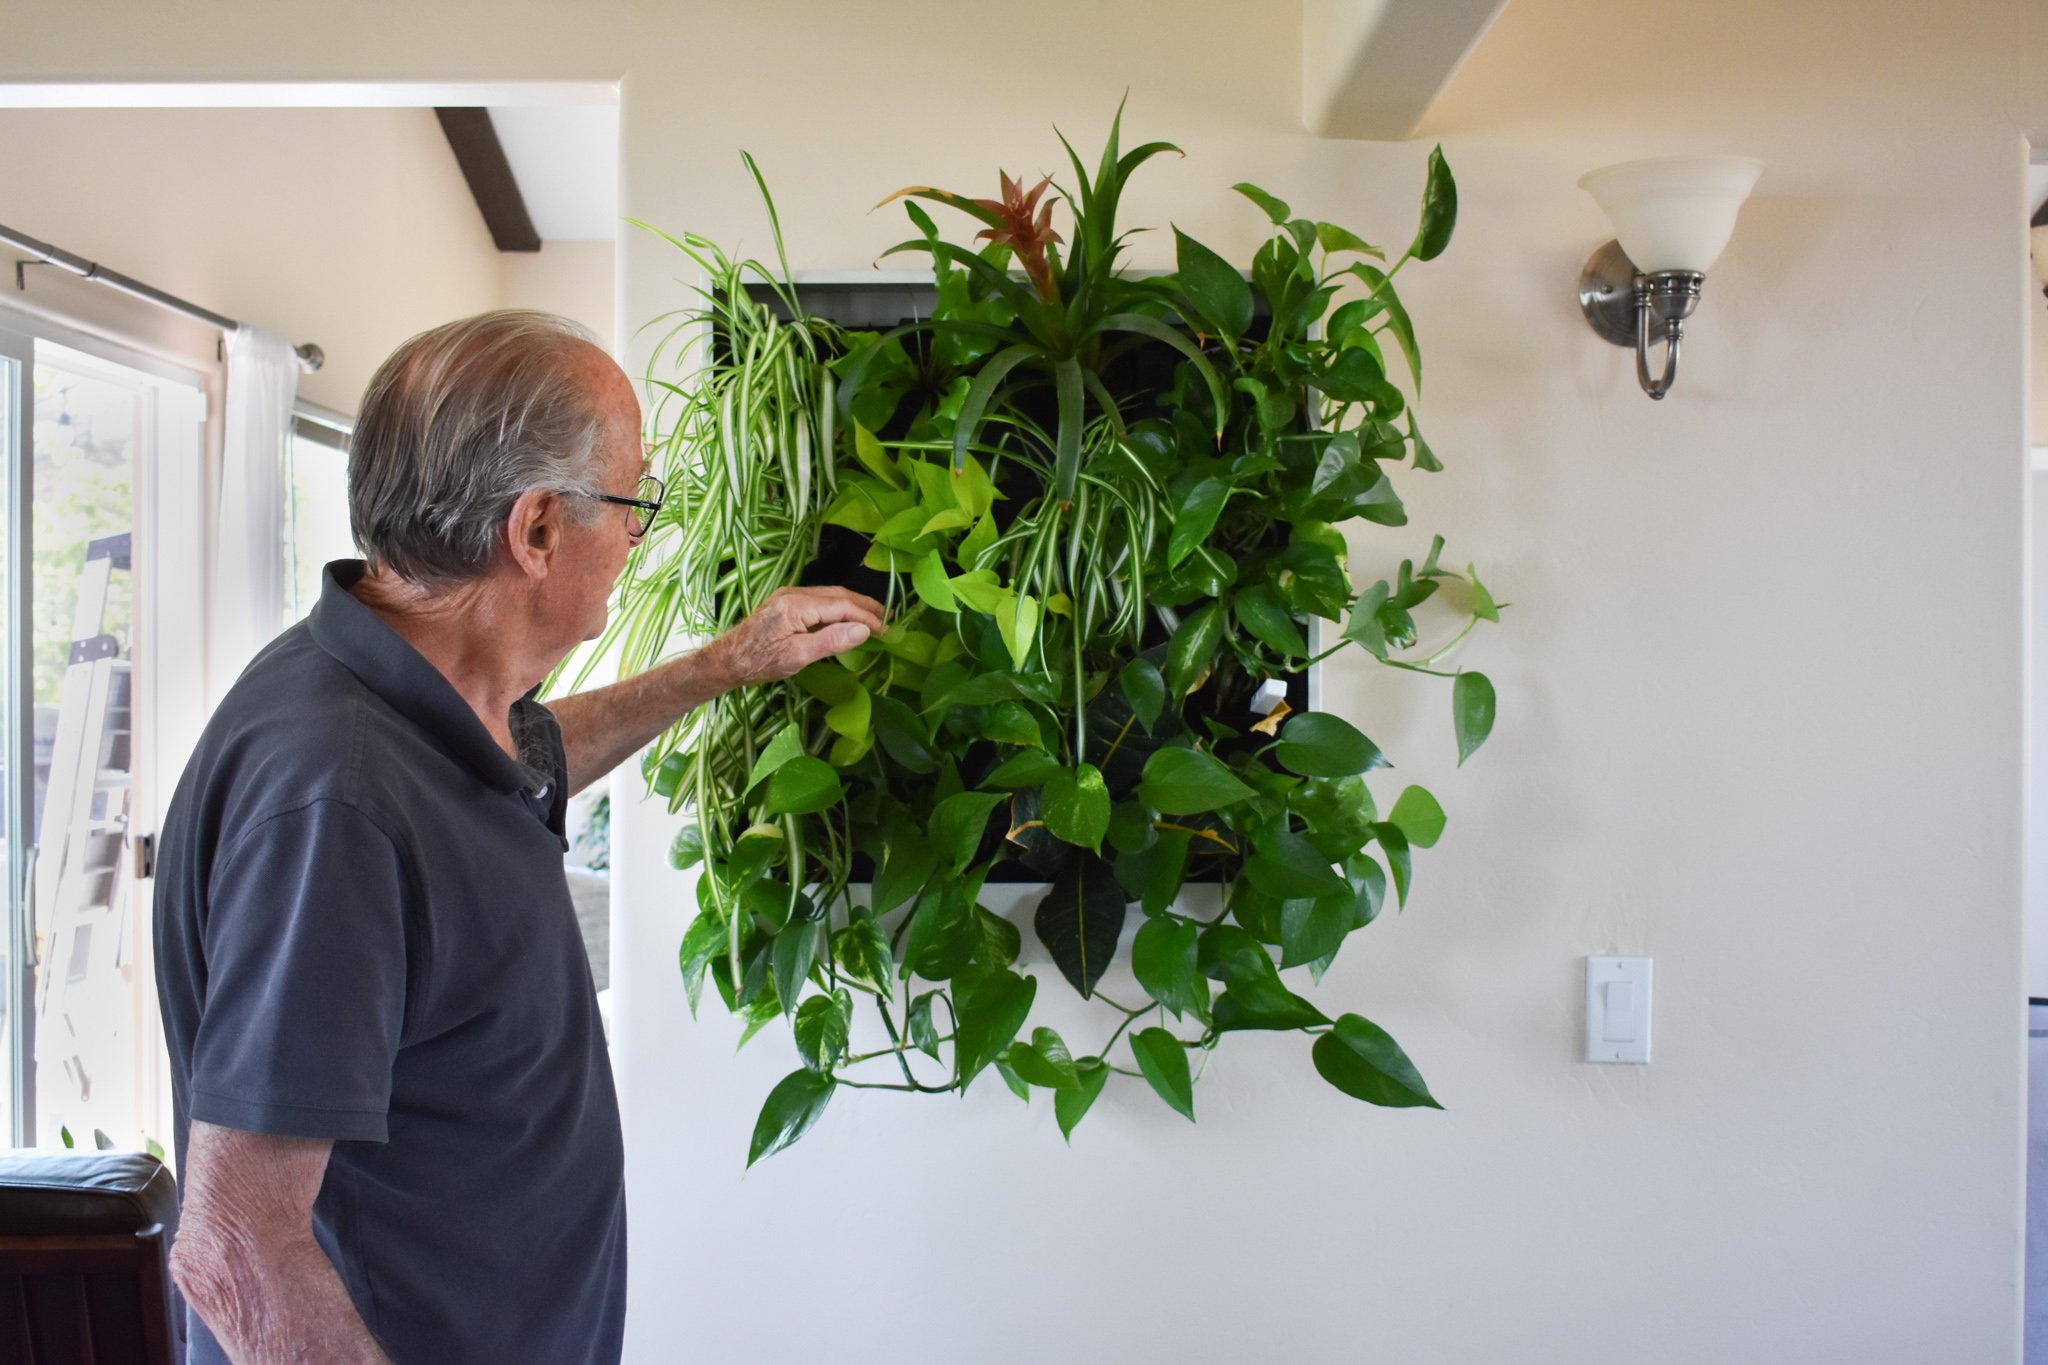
[153,310,882,1364]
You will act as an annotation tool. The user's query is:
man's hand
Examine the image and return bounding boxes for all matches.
[552,584,886,795]
[703,586,886,689]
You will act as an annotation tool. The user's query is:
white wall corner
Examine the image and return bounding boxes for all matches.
[1302,0,1510,140]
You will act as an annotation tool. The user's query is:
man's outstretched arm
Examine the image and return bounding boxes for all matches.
[171,1120,391,1365]
[551,584,885,796]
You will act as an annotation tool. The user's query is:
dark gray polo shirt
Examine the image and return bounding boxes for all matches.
[154,560,625,1365]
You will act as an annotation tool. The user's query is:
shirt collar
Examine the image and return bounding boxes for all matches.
[307,560,537,796]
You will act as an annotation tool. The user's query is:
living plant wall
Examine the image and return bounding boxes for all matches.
[591,106,1505,1163]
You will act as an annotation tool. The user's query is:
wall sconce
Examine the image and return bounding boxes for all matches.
[1576,155,1764,400]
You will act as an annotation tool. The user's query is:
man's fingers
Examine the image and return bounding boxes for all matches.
[777,585,886,634]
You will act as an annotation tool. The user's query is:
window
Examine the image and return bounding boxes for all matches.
[283,408,354,625]
[0,317,207,1152]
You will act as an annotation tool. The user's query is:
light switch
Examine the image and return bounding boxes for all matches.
[1585,956,1651,1063]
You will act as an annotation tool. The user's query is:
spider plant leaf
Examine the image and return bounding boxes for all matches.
[1052,357,1085,506]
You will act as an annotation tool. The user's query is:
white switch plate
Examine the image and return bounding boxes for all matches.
[1585,956,1651,1063]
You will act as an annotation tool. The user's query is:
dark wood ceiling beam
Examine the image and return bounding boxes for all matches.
[435,107,541,253]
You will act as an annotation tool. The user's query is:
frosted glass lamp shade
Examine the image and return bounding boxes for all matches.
[1579,155,1764,274]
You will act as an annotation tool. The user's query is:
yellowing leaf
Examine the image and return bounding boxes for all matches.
[853,423,903,488]
[957,509,998,569]
[996,594,1043,670]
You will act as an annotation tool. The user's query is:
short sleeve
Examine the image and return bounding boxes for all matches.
[187,800,410,1142]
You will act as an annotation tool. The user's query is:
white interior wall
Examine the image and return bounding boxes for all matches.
[5,1,2045,1361]
[0,105,615,413]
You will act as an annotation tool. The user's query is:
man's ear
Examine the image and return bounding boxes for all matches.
[503,486,561,580]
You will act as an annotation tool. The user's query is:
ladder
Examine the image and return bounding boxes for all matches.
[31,531,135,1145]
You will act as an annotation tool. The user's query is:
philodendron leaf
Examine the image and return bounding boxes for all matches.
[1372,822,1413,908]
[1138,746,1255,816]
[772,919,822,1017]
[1233,585,1307,659]
[996,593,1043,670]
[668,824,705,870]
[1130,1028,1196,1121]
[871,826,936,916]
[744,723,806,793]
[1275,712,1387,777]
[954,969,1038,1088]
[1232,182,1291,224]
[930,790,1005,870]
[1164,603,1224,699]
[1279,893,1351,970]
[1120,659,1166,734]
[912,549,957,612]
[1005,1027,1082,1089]
[823,686,872,744]
[1167,478,1231,570]
[872,694,942,775]
[1312,1013,1443,1108]
[747,1069,836,1166]
[908,991,943,1061]
[1034,852,1130,999]
[1132,915,1207,1020]
[985,749,1063,789]
[832,913,894,996]
[1173,228,1254,341]
[792,989,850,1071]
[1454,671,1496,767]
[762,756,843,816]
[1043,763,1111,852]
[1388,785,1446,849]
[1055,1058,1111,1143]
[1409,145,1457,264]
[1245,830,1348,900]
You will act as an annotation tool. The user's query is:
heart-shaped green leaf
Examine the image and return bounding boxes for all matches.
[1167,478,1231,570]
[1174,228,1254,341]
[954,970,1038,1089]
[1388,784,1446,849]
[1276,712,1387,777]
[747,1069,836,1166]
[1454,671,1495,766]
[1130,1028,1195,1121]
[792,989,850,1071]
[1055,1058,1111,1143]
[1120,659,1166,733]
[1312,1013,1442,1108]
[762,756,843,816]
[1138,746,1255,816]
[1043,763,1111,851]
[1132,915,1207,1020]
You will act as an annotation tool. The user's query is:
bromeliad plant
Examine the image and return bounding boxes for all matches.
[593,106,1505,1164]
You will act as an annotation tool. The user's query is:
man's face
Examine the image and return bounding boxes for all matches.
[552,351,647,643]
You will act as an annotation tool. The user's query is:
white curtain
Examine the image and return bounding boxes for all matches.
[210,324,297,701]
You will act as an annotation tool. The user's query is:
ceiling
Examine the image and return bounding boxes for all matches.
[485,103,619,243]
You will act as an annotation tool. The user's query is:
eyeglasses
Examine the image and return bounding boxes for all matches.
[582,474,667,537]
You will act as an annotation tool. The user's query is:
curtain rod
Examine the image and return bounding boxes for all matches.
[0,221,323,373]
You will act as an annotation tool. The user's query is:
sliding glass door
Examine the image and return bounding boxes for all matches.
[0,317,206,1151]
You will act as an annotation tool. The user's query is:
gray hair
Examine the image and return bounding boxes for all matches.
[349,309,609,585]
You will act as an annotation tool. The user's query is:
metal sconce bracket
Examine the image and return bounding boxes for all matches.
[1577,239,1703,401]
